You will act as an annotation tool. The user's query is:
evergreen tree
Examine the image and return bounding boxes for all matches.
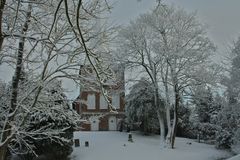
[126,78,162,134]
[176,101,192,138]
[216,36,240,149]
[228,37,240,104]
[191,85,221,140]
[0,76,80,159]
[193,85,214,123]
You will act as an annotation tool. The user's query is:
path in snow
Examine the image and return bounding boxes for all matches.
[71,131,232,160]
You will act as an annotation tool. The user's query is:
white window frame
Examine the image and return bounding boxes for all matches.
[100,95,108,109]
[87,94,96,109]
[112,93,120,109]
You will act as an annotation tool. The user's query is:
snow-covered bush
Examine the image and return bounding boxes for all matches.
[22,80,80,158]
[232,128,240,153]
[126,78,161,134]
[0,78,81,159]
[176,103,193,138]
[215,103,240,149]
[23,107,79,158]
[217,104,240,131]
[215,129,233,149]
[215,36,240,151]
[195,123,219,141]
[192,85,220,124]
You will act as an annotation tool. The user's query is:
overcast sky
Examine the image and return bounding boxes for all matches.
[1,0,240,98]
[111,0,240,55]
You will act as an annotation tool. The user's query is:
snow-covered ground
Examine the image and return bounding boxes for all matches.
[71,131,232,160]
[227,154,240,160]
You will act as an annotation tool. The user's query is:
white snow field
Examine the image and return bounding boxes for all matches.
[71,131,232,160]
[227,154,240,160]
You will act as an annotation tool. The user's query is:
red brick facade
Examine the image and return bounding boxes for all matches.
[73,65,125,131]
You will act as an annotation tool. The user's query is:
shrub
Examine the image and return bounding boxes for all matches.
[196,123,219,140]
[215,129,233,149]
[232,128,240,153]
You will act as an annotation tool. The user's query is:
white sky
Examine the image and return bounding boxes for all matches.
[1,0,240,99]
[111,0,240,56]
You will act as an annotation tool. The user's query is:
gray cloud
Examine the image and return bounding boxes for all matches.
[1,0,240,98]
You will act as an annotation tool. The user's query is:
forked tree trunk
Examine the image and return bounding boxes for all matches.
[164,80,172,145]
[161,62,172,145]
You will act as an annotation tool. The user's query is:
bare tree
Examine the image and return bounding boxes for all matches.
[0,0,114,159]
[145,4,216,148]
[117,14,166,145]
[117,4,215,148]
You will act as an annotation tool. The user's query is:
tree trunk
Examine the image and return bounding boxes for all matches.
[164,80,172,145]
[158,111,165,145]
[0,145,7,160]
[171,85,179,149]
[154,85,165,146]
[143,107,148,135]
[0,0,6,50]
[166,106,172,144]
[0,3,31,160]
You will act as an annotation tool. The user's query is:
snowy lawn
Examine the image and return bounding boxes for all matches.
[71,131,232,160]
[227,154,240,160]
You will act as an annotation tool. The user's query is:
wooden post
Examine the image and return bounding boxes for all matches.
[197,134,200,143]
[128,133,133,142]
[85,141,89,147]
[74,139,80,147]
